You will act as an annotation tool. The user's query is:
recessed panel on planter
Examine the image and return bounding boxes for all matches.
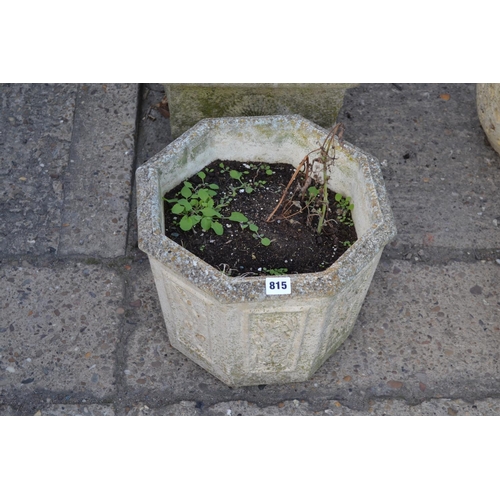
[244,305,309,374]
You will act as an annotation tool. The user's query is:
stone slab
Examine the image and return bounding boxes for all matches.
[0,84,77,256]
[5,396,500,415]
[339,83,500,251]
[166,83,357,139]
[0,405,17,416]
[0,403,114,416]
[36,404,115,416]
[58,83,139,258]
[363,397,500,416]
[123,401,200,416]
[0,261,123,400]
[202,397,500,415]
[120,397,500,416]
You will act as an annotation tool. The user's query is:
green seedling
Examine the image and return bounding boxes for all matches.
[253,179,268,189]
[229,169,255,195]
[335,192,354,211]
[335,193,354,226]
[243,162,273,176]
[165,164,272,245]
[262,267,288,275]
[307,185,320,201]
[239,220,271,246]
[252,164,272,186]
[219,162,231,173]
[259,164,274,176]
[165,179,248,236]
[227,163,272,196]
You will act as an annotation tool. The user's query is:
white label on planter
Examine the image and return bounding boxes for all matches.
[265,277,291,295]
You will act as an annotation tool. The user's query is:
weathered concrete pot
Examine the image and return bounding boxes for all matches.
[165,83,358,139]
[136,115,396,387]
[477,83,500,155]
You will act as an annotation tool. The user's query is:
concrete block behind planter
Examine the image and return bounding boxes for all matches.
[136,115,396,387]
[165,83,358,139]
[477,83,500,155]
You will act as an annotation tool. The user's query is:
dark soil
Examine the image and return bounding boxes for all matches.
[163,159,357,277]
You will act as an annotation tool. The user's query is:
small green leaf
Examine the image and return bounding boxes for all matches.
[181,185,192,198]
[198,189,210,202]
[179,215,193,231]
[198,171,206,180]
[209,184,219,190]
[228,212,248,222]
[201,217,212,231]
[230,170,242,180]
[266,169,273,175]
[212,221,224,235]
[249,224,258,232]
[178,198,192,209]
[348,204,354,211]
[171,203,185,215]
[245,186,254,194]
[335,193,342,202]
[261,238,271,246]
[308,186,320,196]
[202,207,220,217]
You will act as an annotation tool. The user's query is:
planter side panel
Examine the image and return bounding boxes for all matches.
[228,299,328,386]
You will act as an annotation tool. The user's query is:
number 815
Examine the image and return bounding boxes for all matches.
[269,281,287,290]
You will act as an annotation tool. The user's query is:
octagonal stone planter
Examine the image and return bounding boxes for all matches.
[136,115,396,387]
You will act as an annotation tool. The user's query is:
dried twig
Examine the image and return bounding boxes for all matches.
[266,123,345,232]
[266,152,317,223]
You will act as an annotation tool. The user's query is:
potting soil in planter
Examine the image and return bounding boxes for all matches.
[163,159,357,277]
